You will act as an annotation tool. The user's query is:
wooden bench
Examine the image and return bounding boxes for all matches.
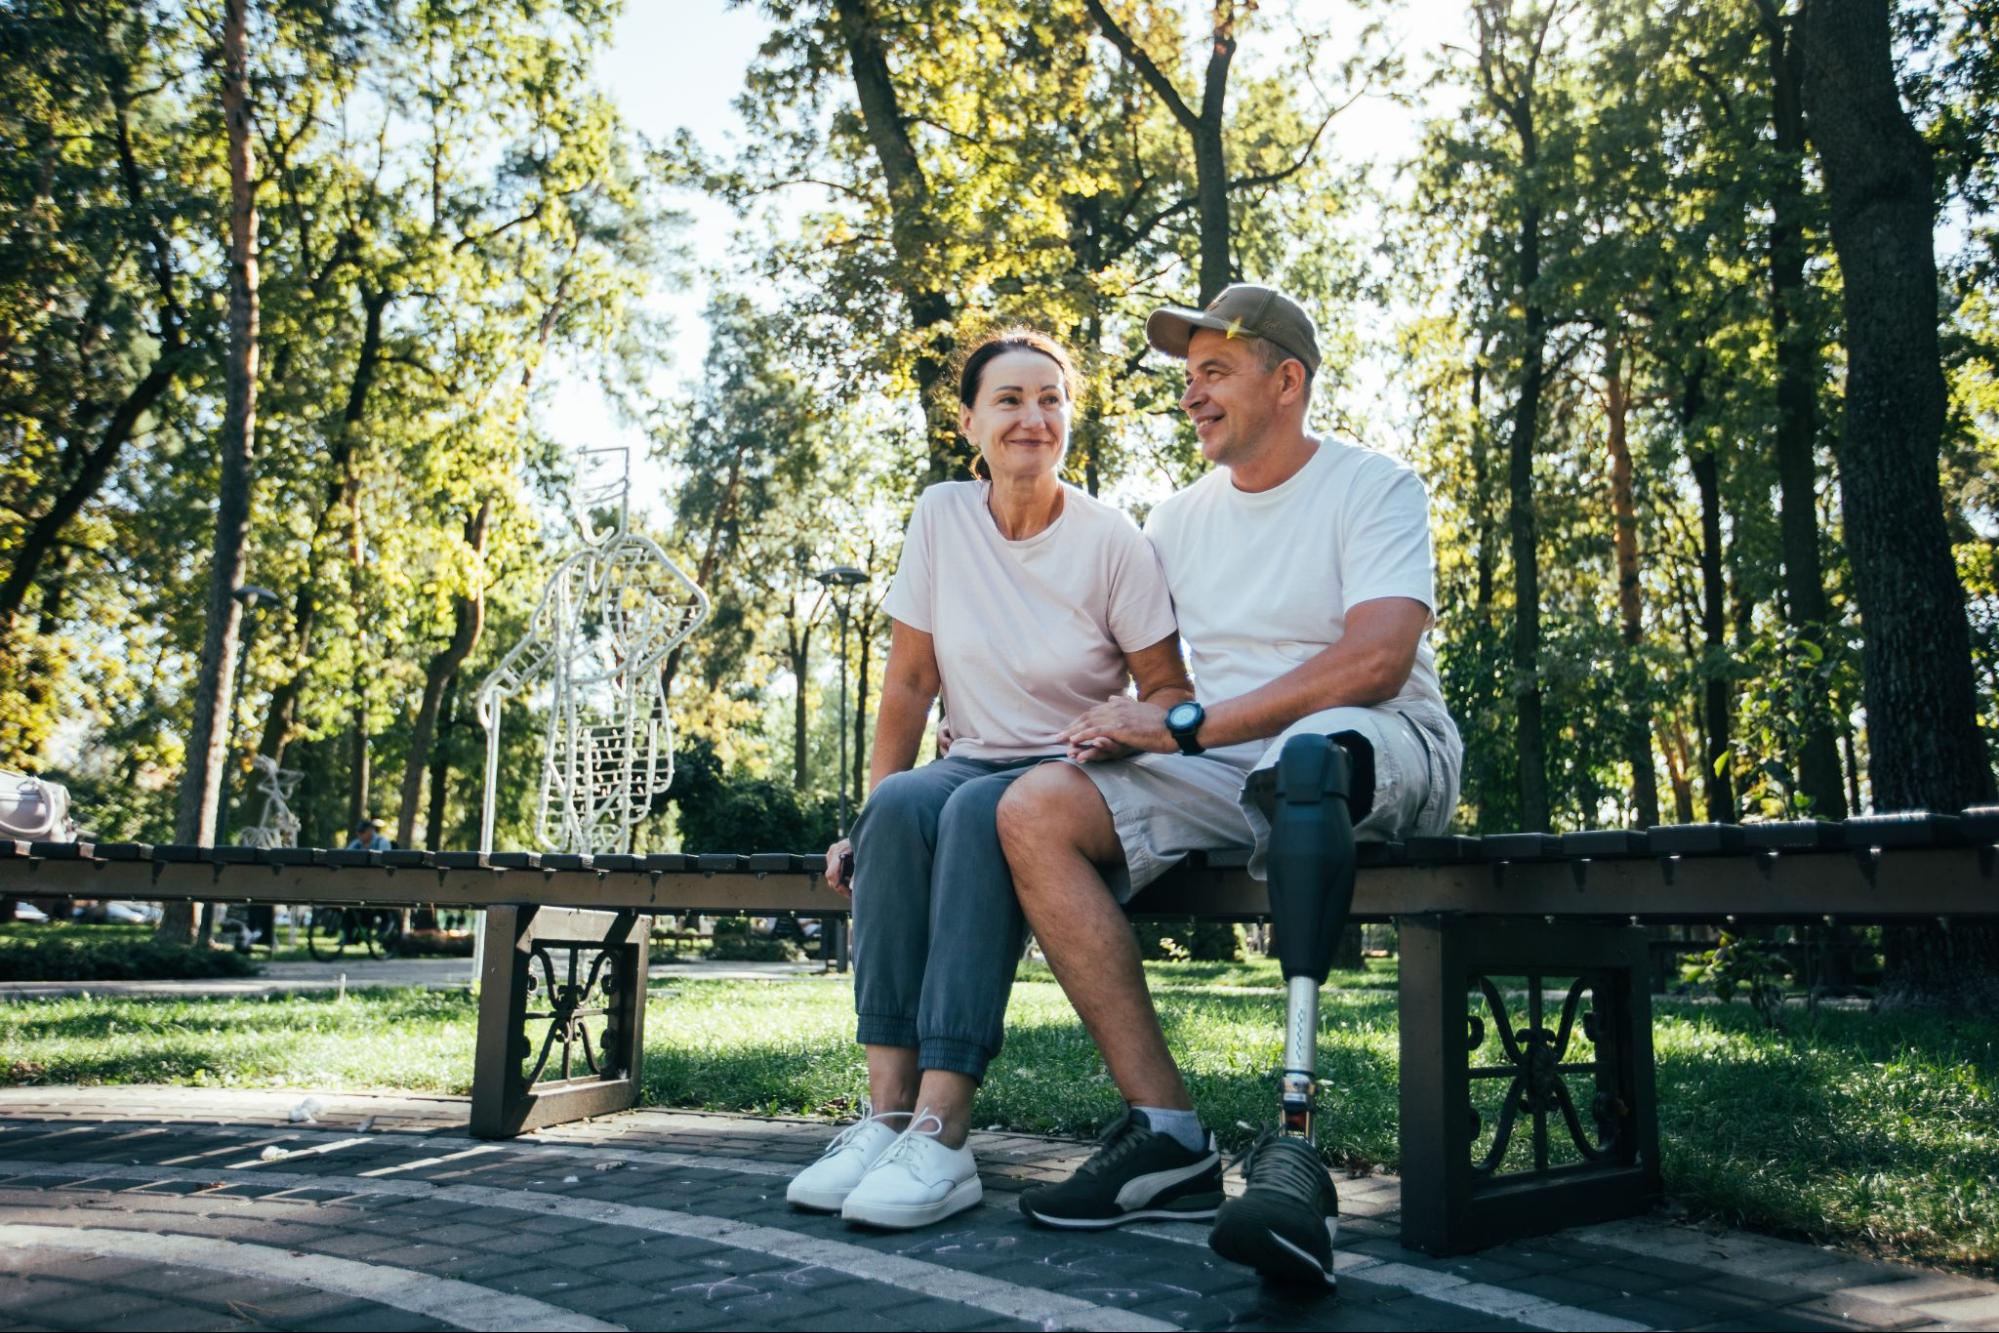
[6,807,1996,1255]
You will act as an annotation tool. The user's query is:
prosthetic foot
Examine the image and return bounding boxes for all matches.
[1210,734,1355,1288]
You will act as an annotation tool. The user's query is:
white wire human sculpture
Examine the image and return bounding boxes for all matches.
[476,449,709,856]
[235,756,303,849]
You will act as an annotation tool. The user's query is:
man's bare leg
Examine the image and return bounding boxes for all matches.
[996,763,1192,1112]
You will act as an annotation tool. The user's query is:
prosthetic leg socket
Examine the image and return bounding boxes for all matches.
[1260,734,1356,1138]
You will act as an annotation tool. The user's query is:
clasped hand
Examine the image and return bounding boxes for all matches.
[1060,695,1172,763]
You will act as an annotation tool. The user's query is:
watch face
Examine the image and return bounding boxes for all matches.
[1167,702,1201,731]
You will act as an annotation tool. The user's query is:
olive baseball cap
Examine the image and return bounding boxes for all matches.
[1145,283,1321,376]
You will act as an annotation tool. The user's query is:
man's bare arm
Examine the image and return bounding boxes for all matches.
[1059,598,1431,754]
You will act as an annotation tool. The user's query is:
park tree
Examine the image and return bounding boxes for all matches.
[1805,0,1998,1002]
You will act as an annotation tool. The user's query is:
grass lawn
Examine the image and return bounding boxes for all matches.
[1,958,1993,1273]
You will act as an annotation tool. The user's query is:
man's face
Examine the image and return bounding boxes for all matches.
[1179,328,1286,466]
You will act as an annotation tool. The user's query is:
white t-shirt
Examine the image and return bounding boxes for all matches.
[882,481,1179,760]
[1143,437,1452,755]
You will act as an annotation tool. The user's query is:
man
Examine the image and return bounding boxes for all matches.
[345,818,391,853]
[994,284,1461,1285]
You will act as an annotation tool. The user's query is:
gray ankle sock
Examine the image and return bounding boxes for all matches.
[1135,1105,1207,1154]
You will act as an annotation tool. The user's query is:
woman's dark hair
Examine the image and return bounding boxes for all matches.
[956,327,1080,480]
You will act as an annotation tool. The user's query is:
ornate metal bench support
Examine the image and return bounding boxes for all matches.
[471,905,650,1138]
[1397,913,1659,1254]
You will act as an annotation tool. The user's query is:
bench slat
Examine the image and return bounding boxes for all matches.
[1844,812,1963,847]
[1646,823,1746,854]
[1562,829,1650,857]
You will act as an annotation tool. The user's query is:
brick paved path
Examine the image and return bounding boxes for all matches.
[0,1087,1993,1332]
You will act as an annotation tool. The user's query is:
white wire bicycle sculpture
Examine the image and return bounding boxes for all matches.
[476,450,709,856]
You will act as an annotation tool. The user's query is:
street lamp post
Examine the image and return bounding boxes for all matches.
[814,564,867,975]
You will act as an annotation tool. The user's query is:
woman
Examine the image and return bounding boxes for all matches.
[786,328,1191,1230]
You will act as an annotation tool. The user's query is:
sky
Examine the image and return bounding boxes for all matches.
[536,0,1477,515]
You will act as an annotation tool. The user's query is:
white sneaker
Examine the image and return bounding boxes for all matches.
[840,1110,982,1230]
[787,1111,909,1211]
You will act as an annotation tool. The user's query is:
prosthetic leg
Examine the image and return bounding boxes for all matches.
[1261,733,1357,1139]
[1210,733,1355,1287]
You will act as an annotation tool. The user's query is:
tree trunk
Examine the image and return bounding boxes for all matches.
[853,605,875,805]
[1690,444,1735,824]
[163,0,259,944]
[1081,0,1239,305]
[1507,195,1548,831]
[1761,1,1846,819]
[830,0,960,483]
[1805,0,1998,1004]
[786,590,813,792]
[398,501,491,846]
[424,676,457,851]
[1605,336,1659,827]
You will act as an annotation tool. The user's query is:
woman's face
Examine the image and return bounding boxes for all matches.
[960,349,1070,483]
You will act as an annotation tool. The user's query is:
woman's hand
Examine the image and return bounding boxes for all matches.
[824,837,853,897]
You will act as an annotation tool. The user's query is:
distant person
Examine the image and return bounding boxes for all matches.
[345,819,390,853]
[996,285,1462,1286]
[786,328,1191,1230]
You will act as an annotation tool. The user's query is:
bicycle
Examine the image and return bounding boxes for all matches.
[304,906,404,961]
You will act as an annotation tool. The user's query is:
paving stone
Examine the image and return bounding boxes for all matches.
[1845,1274,1996,1307]
[14,1288,172,1327]
[92,1304,248,1332]
[292,1310,455,1332]
[1911,1293,1999,1323]
[1785,1293,1933,1330]
[298,1230,407,1261]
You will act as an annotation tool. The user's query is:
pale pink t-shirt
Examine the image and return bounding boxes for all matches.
[881,481,1178,760]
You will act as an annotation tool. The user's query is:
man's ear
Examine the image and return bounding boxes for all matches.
[1282,359,1309,405]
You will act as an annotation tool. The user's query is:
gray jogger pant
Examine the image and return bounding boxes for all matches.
[849,755,1050,1080]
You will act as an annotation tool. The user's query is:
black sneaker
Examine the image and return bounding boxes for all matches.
[1019,1109,1223,1229]
[1208,1130,1339,1287]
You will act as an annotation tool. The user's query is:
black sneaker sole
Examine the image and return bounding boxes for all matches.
[1019,1191,1223,1230]
[1210,1215,1339,1288]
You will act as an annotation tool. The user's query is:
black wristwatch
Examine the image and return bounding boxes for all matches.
[1165,700,1207,756]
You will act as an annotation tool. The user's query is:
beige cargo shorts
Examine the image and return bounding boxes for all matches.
[1073,703,1462,901]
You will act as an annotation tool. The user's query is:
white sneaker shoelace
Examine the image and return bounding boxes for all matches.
[871,1110,956,1179]
[818,1107,911,1160]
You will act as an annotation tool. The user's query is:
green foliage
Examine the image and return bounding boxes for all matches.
[0,924,258,982]
[705,917,805,963]
[1681,931,1792,1030]
[667,739,839,852]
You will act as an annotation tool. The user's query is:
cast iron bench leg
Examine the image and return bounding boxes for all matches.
[1397,913,1660,1254]
[471,905,651,1138]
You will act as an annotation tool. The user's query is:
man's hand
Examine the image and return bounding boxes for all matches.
[824,837,853,898]
[1061,695,1174,758]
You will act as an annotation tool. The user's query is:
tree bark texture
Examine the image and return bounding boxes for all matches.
[1761,0,1845,819]
[397,500,491,846]
[164,0,259,943]
[1805,0,1997,1004]
[424,676,457,851]
[1605,339,1659,827]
